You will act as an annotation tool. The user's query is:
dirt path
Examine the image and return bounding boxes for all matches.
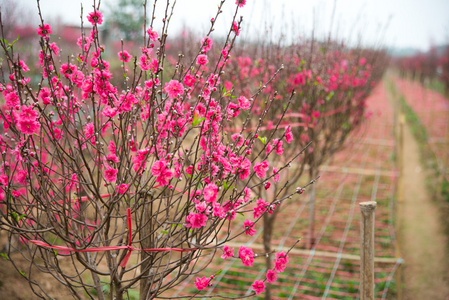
[399,122,449,299]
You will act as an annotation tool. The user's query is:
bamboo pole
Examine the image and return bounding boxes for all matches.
[360,201,377,300]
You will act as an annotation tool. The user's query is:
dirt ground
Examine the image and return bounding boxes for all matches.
[399,123,449,299]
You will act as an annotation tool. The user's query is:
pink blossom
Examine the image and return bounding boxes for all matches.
[194,276,210,291]
[238,246,254,267]
[151,160,167,176]
[265,142,273,155]
[221,245,234,260]
[60,63,77,78]
[201,37,213,53]
[231,133,244,147]
[84,123,95,143]
[195,201,208,213]
[106,154,120,163]
[266,269,277,283]
[203,182,218,203]
[18,120,40,135]
[19,105,38,121]
[243,219,256,236]
[116,184,129,194]
[238,96,251,110]
[251,280,265,295]
[273,139,284,156]
[196,54,209,66]
[243,187,251,202]
[183,74,196,87]
[104,167,118,183]
[5,92,19,109]
[264,182,271,190]
[236,0,247,7]
[39,87,51,105]
[87,11,103,25]
[285,126,293,144]
[274,251,289,273]
[118,50,131,63]
[49,42,59,56]
[36,24,52,37]
[164,80,184,98]
[238,158,251,180]
[147,28,159,41]
[232,21,240,36]
[253,160,269,179]
[253,198,269,219]
[273,167,280,184]
[186,212,208,229]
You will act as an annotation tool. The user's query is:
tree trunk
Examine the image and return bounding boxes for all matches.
[140,196,154,300]
[263,212,274,300]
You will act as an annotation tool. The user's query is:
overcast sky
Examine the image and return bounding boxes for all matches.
[8,0,449,51]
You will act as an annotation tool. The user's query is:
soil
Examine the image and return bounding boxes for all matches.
[399,122,449,299]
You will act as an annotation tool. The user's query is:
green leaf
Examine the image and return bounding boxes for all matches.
[11,212,19,223]
[192,112,206,126]
[160,230,168,234]
[257,136,267,145]
[53,250,58,256]
[9,34,20,47]
[215,269,223,276]
[19,270,25,277]
[0,253,8,260]
[326,91,334,101]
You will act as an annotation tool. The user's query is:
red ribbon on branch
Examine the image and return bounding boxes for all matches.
[30,208,197,268]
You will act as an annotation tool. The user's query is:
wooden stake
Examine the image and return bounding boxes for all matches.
[360,201,377,300]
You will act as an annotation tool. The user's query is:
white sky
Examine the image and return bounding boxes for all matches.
[8,0,449,51]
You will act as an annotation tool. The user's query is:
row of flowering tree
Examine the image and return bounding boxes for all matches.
[393,45,449,96]
[0,0,314,299]
[214,40,387,297]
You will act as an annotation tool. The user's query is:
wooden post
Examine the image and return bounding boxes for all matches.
[360,201,377,300]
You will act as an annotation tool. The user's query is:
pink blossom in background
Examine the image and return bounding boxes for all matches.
[251,280,265,295]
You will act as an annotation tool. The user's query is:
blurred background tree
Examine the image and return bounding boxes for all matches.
[106,0,145,42]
